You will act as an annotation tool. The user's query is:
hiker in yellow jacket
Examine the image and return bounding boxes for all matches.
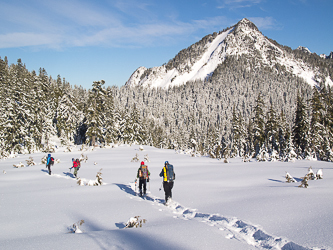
[159,161,175,204]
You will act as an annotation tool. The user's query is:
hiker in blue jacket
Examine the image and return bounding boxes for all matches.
[159,161,175,204]
[46,154,54,175]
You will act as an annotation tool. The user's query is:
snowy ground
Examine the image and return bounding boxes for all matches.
[0,145,332,250]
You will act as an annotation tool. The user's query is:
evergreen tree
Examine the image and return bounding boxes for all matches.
[277,110,289,159]
[310,87,325,159]
[252,93,265,156]
[103,87,116,145]
[265,103,278,154]
[292,94,309,158]
[85,80,106,146]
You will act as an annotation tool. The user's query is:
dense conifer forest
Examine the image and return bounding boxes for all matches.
[0,50,332,161]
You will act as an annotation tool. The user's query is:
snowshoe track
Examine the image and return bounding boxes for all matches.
[125,182,322,250]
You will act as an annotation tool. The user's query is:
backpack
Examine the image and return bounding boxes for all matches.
[139,165,148,179]
[166,164,175,181]
[50,157,54,166]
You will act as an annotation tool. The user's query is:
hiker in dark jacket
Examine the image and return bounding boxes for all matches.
[137,161,150,197]
[46,154,53,175]
[159,161,175,204]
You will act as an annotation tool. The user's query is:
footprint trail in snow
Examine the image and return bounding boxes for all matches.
[126,182,323,250]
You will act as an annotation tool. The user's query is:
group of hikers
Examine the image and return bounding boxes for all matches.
[46,154,176,204]
[137,160,176,204]
[45,154,81,177]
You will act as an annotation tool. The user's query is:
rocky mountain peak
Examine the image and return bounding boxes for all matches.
[125,18,333,89]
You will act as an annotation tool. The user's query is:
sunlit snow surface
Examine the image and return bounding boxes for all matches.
[0,144,332,249]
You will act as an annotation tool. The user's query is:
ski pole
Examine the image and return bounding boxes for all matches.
[159,182,163,191]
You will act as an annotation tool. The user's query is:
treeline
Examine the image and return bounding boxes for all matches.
[0,56,332,162]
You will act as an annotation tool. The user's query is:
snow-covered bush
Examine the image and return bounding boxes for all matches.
[285,172,297,183]
[256,146,269,162]
[41,156,47,164]
[77,169,103,186]
[26,157,37,166]
[68,220,85,233]
[139,146,144,151]
[125,216,146,228]
[42,145,55,153]
[316,169,323,179]
[269,150,279,162]
[307,167,315,180]
[3,170,6,174]
[13,162,25,168]
[131,153,139,162]
[144,154,150,162]
[64,145,72,152]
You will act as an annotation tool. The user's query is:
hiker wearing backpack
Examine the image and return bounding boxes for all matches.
[137,161,150,197]
[46,154,54,175]
[72,159,80,178]
[159,161,175,204]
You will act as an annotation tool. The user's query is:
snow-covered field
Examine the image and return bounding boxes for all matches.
[0,145,332,250]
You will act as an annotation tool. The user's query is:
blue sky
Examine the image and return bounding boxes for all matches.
[0,0,332,89]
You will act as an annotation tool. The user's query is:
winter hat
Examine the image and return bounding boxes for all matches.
[165,161,169,164]
[141,161,144,165]
[48,154,51,157]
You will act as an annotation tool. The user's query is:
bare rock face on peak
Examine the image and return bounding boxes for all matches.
[125,18,333,89]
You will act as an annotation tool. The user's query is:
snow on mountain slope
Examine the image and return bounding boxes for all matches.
[126,18,333,89]
[126,27,234,89]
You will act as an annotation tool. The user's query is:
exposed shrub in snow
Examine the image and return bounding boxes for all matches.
[79,153,88,163]
[131,153,139,162]
[144,154,150,162]
[68,220,85,233]
[3,170,6,174]
[125,216,146,228]
[139,146,144,151]
[26,157,37,166]
[298,175,309,188]
[285,172,297,183]
[95,169,103,185]
[76,178,83,185]
[224,157,229,163]
[13,162,25,168]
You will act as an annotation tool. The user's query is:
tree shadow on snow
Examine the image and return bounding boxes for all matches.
[114,183,136,196]
[268,178,285,183]
[63,171,75,178]
[115,222,126,229]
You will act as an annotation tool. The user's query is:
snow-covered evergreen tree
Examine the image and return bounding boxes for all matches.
[253,93,266,156]
[85,80,106,146]
[265,102,278,154]
[310,87,325,159]
[292,94,309,158]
